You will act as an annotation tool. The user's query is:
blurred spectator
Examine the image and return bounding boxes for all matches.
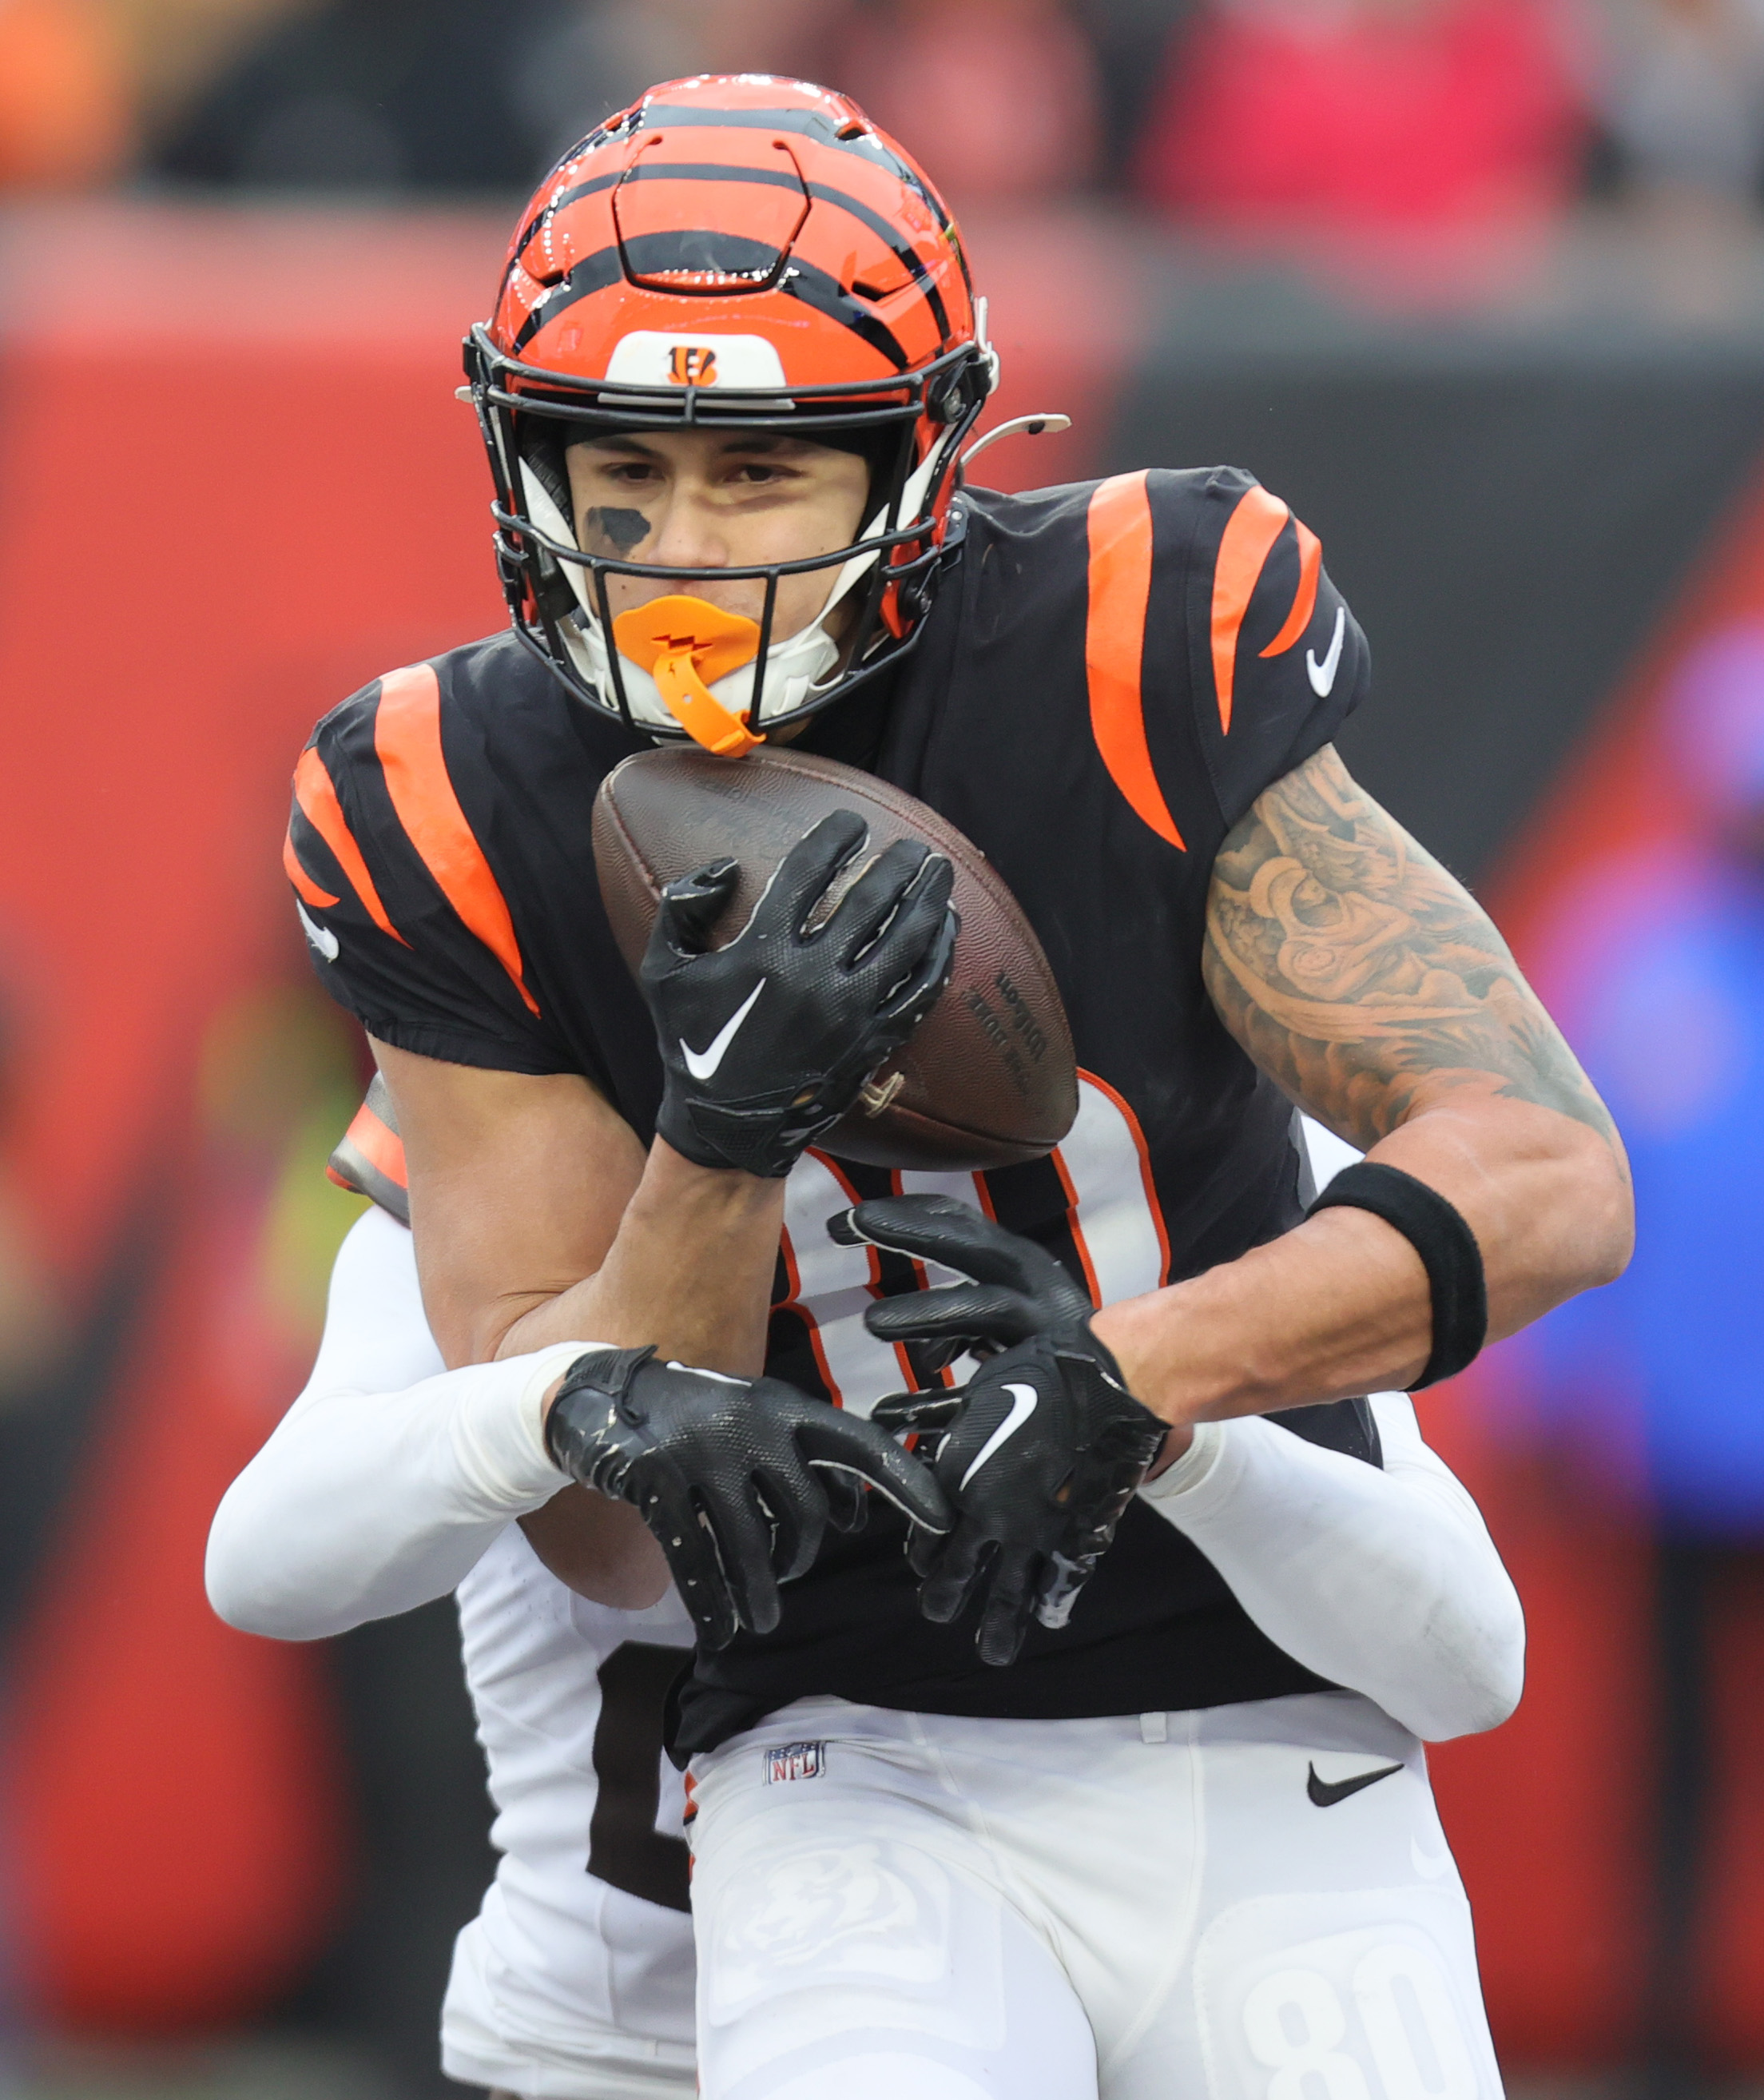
[0,0,130,189]
[835,0,1103,208]
[146,0,840,191]
[693,0,855,77]
[96,0,312,142]
[150,0,635,189]
[1074,0,1202,188]
[1522,622,1764,2095]
[1591,0,1764,202]
[196,979,368,1375]
[1134,0,1588,235]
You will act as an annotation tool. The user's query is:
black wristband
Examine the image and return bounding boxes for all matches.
[1308,1162,1487,1388]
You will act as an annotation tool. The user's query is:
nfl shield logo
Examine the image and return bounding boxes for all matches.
[765,1740,826,1784]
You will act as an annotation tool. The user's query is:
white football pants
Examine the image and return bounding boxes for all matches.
[687,1689,1503,2100]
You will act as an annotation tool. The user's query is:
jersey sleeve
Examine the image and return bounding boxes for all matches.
[284,674,571,1074]
[1164,466,1370,833]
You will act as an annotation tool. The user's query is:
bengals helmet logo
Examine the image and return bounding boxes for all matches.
[668,345,718,385]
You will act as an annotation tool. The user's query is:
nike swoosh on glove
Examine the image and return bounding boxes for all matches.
[835,1195,1168,1666]
[641,809,958,1179]
[545,1344,952,1648]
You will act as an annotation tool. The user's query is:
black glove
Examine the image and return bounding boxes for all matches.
[835,1195,1169,1666]
[545,1343,952,1648]
[641,810,958,1179]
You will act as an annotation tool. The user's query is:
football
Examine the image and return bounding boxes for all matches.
[593,746,1078,1171]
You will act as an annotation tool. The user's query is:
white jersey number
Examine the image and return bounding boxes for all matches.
[776,1073,1170,1418]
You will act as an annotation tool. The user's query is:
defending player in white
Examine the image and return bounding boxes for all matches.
[208,1120,1523,2100]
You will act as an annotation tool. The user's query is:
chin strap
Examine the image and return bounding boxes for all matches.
[611,597,765,756]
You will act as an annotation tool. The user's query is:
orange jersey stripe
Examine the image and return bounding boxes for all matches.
[372,663,540,1016]
[293,746,405,945]
[1085,473,1186,853]
[1260,518,1321,659]
[1210,486,1290,734]
[283,823,338,909]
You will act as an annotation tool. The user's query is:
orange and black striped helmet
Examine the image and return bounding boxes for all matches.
[462,74,997,742]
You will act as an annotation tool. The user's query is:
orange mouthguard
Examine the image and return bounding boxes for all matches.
[611,596,765,756]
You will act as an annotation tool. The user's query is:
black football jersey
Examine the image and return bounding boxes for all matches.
[287,467,1377,1756]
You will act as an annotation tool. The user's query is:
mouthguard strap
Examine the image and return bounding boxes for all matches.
[650,645,762,756]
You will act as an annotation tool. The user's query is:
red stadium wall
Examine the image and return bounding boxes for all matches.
[0,202,506,2029]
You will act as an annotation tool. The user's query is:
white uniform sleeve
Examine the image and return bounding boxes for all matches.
[205,1206,586,1641]
[1137,1394,1524,1741]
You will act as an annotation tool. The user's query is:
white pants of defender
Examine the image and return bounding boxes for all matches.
[687,1688,1503,2100]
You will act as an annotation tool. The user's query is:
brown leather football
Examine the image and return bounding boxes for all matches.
[593,747,1078,1171]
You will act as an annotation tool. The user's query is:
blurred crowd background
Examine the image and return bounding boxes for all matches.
[20,0,1764,287]
[4,0,1764,2097]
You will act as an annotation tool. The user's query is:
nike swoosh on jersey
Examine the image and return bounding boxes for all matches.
[1306,606,1346,698]
[296,899,340,961]
[680,980,765,1081]
[1306,1760,1404,1808]
[960,1382,1039,1491]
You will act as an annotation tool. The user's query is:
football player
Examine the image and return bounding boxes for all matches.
[280,74,1631,2098]
[209,1084,697,2100]
[209,1096,1524,2100]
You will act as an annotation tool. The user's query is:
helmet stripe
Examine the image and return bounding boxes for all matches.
[517,161,799,268]
[511,244,626,352]
[801,181,950,337]
[618,163,950,336]
[513,237,911,371]
[641,104,952,228]
[623,160,803,197]
[510,169,621,267]
[535,162,950,341]
[623,228,789,288]
[776,260,911,369]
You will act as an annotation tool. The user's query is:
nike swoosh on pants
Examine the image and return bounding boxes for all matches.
[960,1382,1039,1491]
[1305,1760,1404,1808]
[681,980,766,1081]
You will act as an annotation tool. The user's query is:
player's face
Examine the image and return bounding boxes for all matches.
[565,430,871,642]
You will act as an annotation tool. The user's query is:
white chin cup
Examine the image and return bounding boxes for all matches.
[517,439,947,734]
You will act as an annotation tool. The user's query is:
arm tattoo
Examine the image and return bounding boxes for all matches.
[1203,744,1622,1154]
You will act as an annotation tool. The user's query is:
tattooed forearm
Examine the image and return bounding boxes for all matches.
[1203,745,1622,1155]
